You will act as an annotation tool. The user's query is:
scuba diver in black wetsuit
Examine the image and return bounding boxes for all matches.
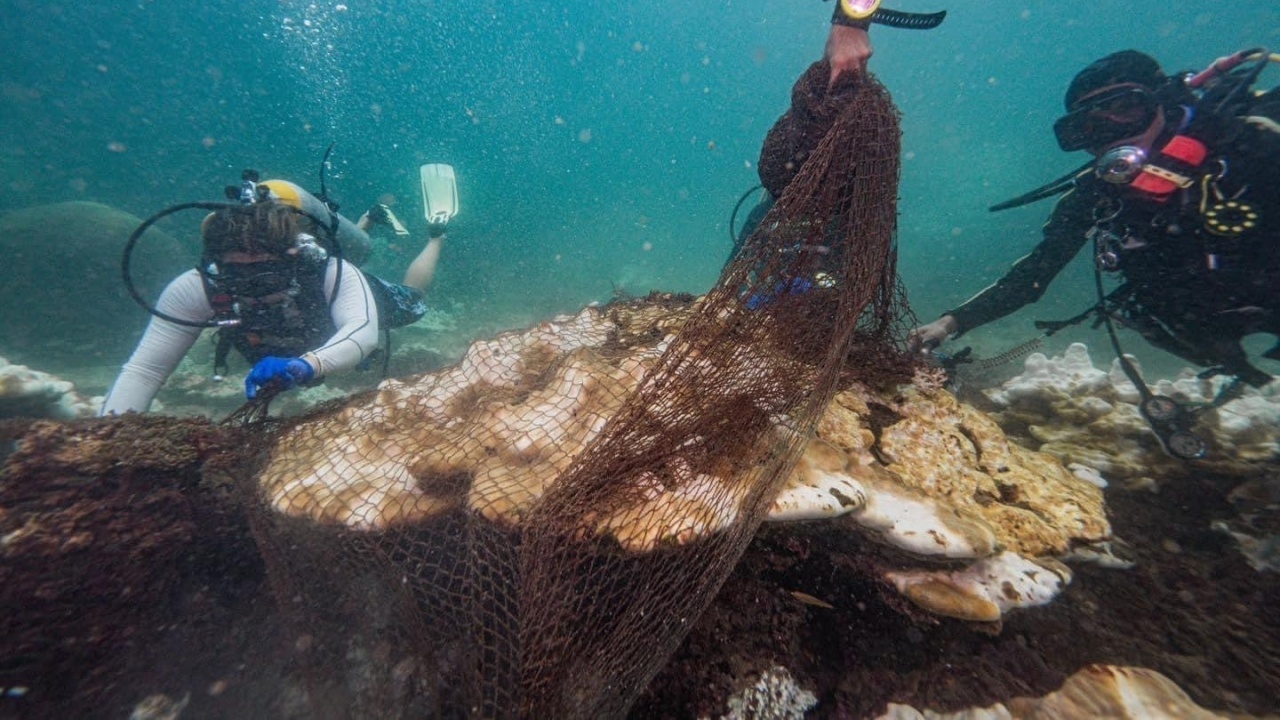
[911,50,1280,393]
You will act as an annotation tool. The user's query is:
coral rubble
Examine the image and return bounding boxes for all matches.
[708,666,816,720]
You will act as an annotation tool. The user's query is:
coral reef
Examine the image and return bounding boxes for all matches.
[260,299,1109,622]
[708,666,817,720]
[638,468,1280,718]
[3,311,1278,718]
[261,300,691,532]
[981,343,1280,577]
[0,201,191,369]
[877,664,1247,719]
[0,356,97,419]
[986,343,1280,481]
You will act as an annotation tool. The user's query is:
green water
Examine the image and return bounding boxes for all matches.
[1,0,1277,388]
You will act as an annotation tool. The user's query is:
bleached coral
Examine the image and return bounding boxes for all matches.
[987,342,1280,478]
[885,552,1072,623]
[259,300,1112,621]
[710,666,817,720]
[877,664,1238,719]
[771,378,1110,570]
[0,357,96,419]
[262,303,689,534]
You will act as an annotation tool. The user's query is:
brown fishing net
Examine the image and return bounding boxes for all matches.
[244,65,906,718]
[52,64,901,719]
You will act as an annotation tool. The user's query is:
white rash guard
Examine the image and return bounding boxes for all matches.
[101,258,379,415]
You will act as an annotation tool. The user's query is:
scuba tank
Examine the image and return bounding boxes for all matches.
[258,179,372,266]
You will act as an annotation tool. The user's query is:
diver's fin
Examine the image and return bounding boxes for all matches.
[382,206,410,236]
[419,163,459,224]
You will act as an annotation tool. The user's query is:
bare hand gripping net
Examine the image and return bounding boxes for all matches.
[253,69,904,718]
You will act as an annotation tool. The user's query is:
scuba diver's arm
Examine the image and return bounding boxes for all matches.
[100,271,209,415]
[825,25,872,87]
[945,190,1093,336]
[301,259,381,378]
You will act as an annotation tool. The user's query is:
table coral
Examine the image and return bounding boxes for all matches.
[259,298,1111,623]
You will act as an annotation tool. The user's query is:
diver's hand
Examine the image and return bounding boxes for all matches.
[825,25,872,88]
[356,203,389,232]
[907,315,959,355]
[366,204,391,225]
[245,356,315,399]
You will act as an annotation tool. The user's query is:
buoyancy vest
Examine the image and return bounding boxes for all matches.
[1092,102,1280,314]
[202,260,336,375]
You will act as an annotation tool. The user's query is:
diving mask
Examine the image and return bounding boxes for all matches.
[1054,86,1159,152]
[206,259,299,299]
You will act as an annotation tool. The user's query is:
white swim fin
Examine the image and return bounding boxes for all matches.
[419,163,459,225]
[382,205,410,236]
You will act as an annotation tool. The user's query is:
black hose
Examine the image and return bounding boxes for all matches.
[729,184,765,245]
[121,201,241,328]
[122,202,347,328]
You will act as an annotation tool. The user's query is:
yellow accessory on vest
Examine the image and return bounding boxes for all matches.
[1203,200,1260,237]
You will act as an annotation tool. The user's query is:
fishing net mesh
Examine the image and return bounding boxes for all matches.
[246,69,905,718]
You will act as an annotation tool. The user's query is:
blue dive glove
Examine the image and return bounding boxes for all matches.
[245,356,315,399]
[744,277,815,310]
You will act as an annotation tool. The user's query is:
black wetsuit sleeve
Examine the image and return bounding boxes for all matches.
[946,188,1093,336]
